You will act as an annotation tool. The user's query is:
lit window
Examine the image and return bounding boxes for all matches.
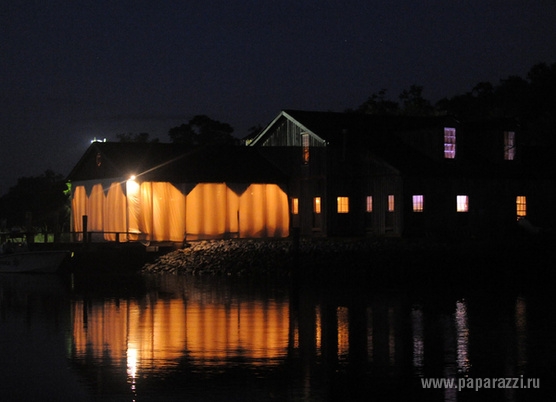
[456,195,468,212]
[291,198,299,214]
[516,196,526,219]
[388,195,395,212]
[413,195,424,212]
[313,197,321,214]
[337,197,349,213]
[444,127,456,159]
[302,133,310,164]
[504,131,515,160]
[366,196,373,212]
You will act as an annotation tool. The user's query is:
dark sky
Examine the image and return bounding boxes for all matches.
[2,0,555,195]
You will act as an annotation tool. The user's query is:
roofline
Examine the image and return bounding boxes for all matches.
[248,110,326,146]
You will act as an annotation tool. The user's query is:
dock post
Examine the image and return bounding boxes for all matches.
[82,215,88,244]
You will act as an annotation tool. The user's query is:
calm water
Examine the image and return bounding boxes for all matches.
[0,264,555,401]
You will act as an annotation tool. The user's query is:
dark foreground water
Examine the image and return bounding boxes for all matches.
[1,263,555,401]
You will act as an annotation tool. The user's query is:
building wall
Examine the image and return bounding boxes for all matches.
[71,180,289,242]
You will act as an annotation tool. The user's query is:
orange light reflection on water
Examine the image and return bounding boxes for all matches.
[72,297,290,377]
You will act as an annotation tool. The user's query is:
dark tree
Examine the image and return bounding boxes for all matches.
[398,85,434,116]
[356,89,400,115]
[436,61,556,148]
[168,124,197,146]
[356,86,434,116]
[168,115,235,146]
[243,124,264,144]
[116,132,158,143]
[0,170,70,232]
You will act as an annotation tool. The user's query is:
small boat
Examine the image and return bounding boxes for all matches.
[0,250,71,273]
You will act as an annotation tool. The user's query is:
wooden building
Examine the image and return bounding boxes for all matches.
[248,110,552,238]
[67,111,554,243]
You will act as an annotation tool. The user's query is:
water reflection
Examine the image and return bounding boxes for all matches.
[515,296,527,374]
[0,272,550,401]
[412,305,425,376]
[71,276,291,398]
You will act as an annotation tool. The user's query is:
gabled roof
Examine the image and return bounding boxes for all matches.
[250,109,459,147]
[250,109,530,180]
[67,142,288,183]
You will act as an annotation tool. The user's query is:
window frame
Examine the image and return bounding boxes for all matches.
[516,195,526,219]
[444,127,456,159]
[412,195,424,212]
[291,198,299,215]
[313,197,321,214]
[504,131,516,161]
[387,195,395,212]
[337,196,349,214]
[366,195,373,213]
[456,195,469,212]
[301,133,310,164]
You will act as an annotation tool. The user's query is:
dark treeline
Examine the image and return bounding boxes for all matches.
[0,170,70,234]
[352,62,556,147]
[1,62,554,231]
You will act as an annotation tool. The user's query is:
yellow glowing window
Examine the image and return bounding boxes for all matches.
[504,131,515,160]
[388,195,395,212]
[313,197,321,213]
[337,197,349,213]
[456,195,468,212]
[412,195,424,212]
[516,196,526,218]
[444,127,456,159]
[366,196,373,212]
[291,198,299,214]
[302,133,310,164]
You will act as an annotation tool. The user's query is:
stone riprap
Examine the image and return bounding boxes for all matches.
[141,238,388,276]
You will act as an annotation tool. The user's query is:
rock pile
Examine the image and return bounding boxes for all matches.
[141,238,388,277]
[142,239,294,276]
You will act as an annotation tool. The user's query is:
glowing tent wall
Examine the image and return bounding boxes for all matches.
[71,181,289,242]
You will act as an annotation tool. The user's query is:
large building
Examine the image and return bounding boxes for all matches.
[248,110,553,238]
[67,110,554,243]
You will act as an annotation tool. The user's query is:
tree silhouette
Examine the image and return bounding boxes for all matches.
[116,132,159,143]
[398,85,434,116]
[356,89,400,115]
[0,170,69,232]
[169,115,235,146]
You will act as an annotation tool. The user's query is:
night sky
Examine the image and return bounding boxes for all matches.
[2,0,555,195]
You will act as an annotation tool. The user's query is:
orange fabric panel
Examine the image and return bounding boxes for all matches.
[238,184,289,238]
[239,184,266,237]
[186,183,230,239]
[264,184,290,237]
[151,182,185,242]
[140,182,153,241]
[88,184,104,232]
[72,185,88,240]
[126,179,141,241]
[72,181,289,242]
[104,182,127,241]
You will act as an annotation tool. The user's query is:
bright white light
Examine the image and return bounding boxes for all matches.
[127,347,138,379]
[90,137,107,143]
[129,175,136,181]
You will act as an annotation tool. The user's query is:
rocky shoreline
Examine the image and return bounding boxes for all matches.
[141,237,449,277]
[140,235,554,287]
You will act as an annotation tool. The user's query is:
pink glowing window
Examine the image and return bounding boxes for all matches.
[412,195,424,212]
[456,195,468,212]
[444,128,456,159]
[366,196,373,213]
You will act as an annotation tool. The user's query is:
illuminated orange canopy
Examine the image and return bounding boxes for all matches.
[67,143,290,242]
[71,181,289,241]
